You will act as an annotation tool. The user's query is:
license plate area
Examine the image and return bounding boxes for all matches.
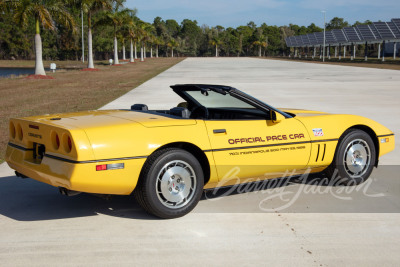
[33,143,46,163]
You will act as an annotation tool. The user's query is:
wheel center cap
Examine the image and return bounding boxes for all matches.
[169,175,184,194]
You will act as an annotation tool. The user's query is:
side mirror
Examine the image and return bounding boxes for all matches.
[270,110,285,123]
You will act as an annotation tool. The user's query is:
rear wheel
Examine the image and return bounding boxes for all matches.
[325,129,376,185]
[134,148,204,219]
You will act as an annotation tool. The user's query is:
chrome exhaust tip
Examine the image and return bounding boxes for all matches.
[59,187,81,197]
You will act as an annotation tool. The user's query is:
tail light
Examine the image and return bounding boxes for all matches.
[63,134,73,153]
[68,136,72,151]
[57,135,60,149]
[51,131,60,150]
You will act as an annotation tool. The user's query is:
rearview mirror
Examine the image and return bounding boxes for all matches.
[270,111,285,123]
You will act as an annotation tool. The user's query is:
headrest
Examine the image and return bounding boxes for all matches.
[131,104,148,111]
[170,107,190,119]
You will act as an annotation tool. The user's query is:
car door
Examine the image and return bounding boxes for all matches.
[204,117,311,185]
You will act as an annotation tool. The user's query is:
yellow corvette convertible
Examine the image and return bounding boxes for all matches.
[6,84,395,218]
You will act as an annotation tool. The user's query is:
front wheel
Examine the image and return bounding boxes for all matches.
[134,148,204,219]
[325,129,376,185]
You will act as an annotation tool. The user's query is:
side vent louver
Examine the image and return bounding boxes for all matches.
[316,143,327,162]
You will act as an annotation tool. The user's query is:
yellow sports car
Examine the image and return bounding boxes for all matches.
[6,84,395,218]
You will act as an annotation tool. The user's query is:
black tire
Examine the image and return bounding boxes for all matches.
[325,129,376,185]
[134,148,204,219]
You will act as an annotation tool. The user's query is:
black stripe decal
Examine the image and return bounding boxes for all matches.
[203,138,338,153]
[377,134,394,138]
[8,142,148,163]
[44,154,148,164]
[315,144,320,162]
[8,142,34,151]
[203,139,339,152]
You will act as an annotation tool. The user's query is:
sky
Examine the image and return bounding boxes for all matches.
[126,0,400,28]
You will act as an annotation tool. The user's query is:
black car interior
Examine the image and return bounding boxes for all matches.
[130,103,270,120]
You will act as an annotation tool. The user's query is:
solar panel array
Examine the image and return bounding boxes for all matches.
[332,29,347,43]
[308,33,317,45]
[393,18,400,29]
[388,22,400,39]
[373,22,394,39]
[301,35,310,46]
[325,31,336,44]
[285,18,400,47]
[314,32,324,44]
[356,25,377,41]
[343,27,362,42]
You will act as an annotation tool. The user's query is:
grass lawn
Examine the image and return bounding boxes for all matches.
[0,60,89,69]
[0,58,184,163]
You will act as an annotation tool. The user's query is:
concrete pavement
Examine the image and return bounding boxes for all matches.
[1,58,399,266]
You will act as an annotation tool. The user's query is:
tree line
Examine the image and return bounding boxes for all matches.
[0,0,373,74]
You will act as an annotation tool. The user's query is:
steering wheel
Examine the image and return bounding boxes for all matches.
[190,106,209,119]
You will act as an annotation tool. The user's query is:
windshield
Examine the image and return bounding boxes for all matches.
[185,90,255,109]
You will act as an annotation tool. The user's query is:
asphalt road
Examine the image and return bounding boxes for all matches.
[1,58,399,266]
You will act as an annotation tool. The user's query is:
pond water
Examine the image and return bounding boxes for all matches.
[0,67,51,78]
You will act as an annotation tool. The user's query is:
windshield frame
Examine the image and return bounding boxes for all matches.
[171,84,292,119]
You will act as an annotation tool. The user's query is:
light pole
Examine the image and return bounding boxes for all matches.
[81,8,84,63]
[322,11,326,62]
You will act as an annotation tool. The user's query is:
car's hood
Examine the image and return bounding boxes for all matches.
[21,110,196,129]
[279,108,330,117]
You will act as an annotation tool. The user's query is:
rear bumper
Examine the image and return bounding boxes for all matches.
[6,144,146,195]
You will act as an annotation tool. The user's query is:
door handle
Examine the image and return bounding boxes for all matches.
[213,129,226,134]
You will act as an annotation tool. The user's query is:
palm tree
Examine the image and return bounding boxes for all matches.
[136,22,153,61]
[14,0,76,75]
[155,37,164,58]
[253,29,268,57]
[133,28,140,60]
[167,38,179,57]
[97,1,129,65]
[136,21,146,61]
[143,24,154,59]
[126,12,138,63]
[80,0,113,69]
[148,34,156,58]
[209,36,223,57]
[252,40,267,57]
[119,33,126,60]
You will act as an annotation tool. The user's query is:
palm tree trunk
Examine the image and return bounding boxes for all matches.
[113,35,119,65]
[215,45,218,57]
[156,45,159,58]
[122,41,126,60]
[134,42,137,59]
[130,38,134,63]
[87,27,94,68]
[259,46,261,57]
[144,45,146,58]
[172,48,174,58]
[140,42,144,62]
[87,12,94,69]
[34,18,46,75]
[150,46,153,58]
